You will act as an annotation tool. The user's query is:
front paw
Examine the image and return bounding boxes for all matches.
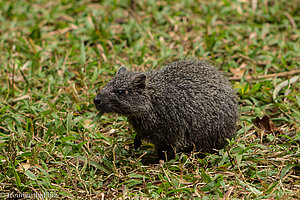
[134,135,142,149]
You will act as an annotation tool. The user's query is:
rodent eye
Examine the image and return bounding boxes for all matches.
[115,89,125,96]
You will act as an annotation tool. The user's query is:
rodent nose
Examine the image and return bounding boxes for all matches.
[93,96,101,105]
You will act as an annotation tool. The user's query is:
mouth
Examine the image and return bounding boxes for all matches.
[95,103,113,113]
[94,103,102,111]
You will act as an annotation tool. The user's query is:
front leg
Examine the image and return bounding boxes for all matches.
[134,134,142,149]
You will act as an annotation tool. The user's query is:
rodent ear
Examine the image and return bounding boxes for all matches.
[133,73,147,89]
[117,66,127,75]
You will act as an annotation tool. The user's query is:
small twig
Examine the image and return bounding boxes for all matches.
[161,164,172,186]
[223,186,235,200]
[12,63,15,97]
[273,76,299,100]
[0,125,10,133]
[229,69,300,81]
[284,12,296,29]
[136,152,147,162]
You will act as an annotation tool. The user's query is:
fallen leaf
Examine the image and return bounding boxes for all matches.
[229,63,252,80]
[252,115,289,144]
[273,76,299,100]
[102,129,116,136]
[253,115,277,133]
[17,163,31,171]
[230,67,246,78]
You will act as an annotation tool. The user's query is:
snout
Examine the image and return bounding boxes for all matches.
[93,92,115,113]
[93,96,101,105]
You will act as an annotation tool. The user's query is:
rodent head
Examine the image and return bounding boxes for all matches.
[94,66,149,116]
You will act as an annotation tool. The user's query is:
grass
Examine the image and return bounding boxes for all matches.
[0,0,299,199]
